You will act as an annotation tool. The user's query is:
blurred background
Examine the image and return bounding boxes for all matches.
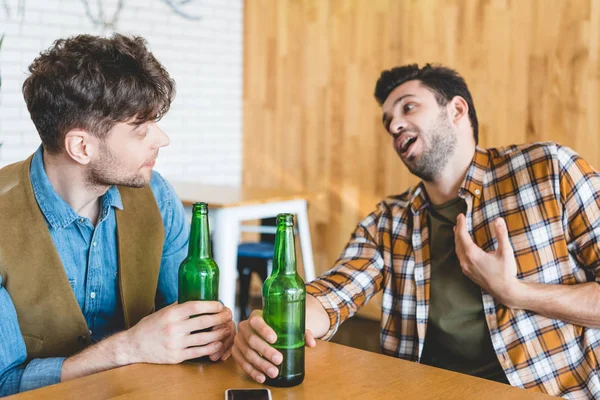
[2,0,600,349]
[0,0,243,183]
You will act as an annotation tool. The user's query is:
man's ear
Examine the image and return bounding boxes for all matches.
[449,95,469,126]
[64,129,97,165]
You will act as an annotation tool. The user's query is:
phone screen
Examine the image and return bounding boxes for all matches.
[226,389,272,400]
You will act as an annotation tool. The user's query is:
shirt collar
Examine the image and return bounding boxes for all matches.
[104,185,124,212]
[459,146,489,199]
[30,146,124,231]
[408,146,490,214]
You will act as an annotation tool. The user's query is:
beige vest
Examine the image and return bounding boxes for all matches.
[0,155,165,359]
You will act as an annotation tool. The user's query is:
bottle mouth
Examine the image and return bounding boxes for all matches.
[277,213,294,227]
[193,202,209,214]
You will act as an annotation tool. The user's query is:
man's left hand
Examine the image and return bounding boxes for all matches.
[454,214,524,306]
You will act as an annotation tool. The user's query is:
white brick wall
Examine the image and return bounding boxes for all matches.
[0,0,243,185]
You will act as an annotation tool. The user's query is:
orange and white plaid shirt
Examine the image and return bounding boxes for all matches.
[307,142,600,398]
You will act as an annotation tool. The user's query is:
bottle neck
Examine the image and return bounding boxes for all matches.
[188,213,212,259]
[272,224,297,275]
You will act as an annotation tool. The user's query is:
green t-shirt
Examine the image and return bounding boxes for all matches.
[420,198,508,384]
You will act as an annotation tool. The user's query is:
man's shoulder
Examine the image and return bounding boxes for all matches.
[0,159,29,196]
[374,187,416,216]
[353,188,416,235]
[486,141,566,165]
[485,142,586,177]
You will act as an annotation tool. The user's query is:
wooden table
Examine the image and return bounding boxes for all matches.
[8,341,554,399]
[170,182,316,314]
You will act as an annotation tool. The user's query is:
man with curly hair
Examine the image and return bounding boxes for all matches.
[0,34,235,395]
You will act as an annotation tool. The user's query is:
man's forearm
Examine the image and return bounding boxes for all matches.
[508,281,600,329]
[61,330,135,382]
[306,294,331,339]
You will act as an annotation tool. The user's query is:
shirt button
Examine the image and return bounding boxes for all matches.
[89,330,93,335]
[93,242,97,247]
[90,292,96,299]
[79,218,85,223]
[475,189,481,195]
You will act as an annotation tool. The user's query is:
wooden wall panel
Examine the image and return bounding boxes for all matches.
[243,0,600,319]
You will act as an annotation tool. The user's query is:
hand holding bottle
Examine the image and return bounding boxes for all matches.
[233,214,315,386]
[232,309,317,383]
[123,300,233,364]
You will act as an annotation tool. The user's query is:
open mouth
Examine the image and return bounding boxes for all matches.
[397,135,417,155]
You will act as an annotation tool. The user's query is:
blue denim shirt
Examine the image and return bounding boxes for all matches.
[0,147,189,395]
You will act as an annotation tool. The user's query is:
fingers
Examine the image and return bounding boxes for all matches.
[212,321,236,361]
[220,347,232,361]
[182,340,223,361]
[305,329,317,348]
[211,321,231,331]
[180,308,233,333]
[242,327,282,366]
[454,214,469,267]
[184,326,231,348]
[232,310,284,382]
[454,213,485,267]
[493,218,512,256]
[174,301,225,320]
[232,345,266,383]
[233,333,280,381]
[224,321,238,361]
[454,213,473,251]
[248,313,277,344]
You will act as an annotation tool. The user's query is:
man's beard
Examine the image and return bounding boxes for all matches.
[402,111,457,182]
[86,144,149,189]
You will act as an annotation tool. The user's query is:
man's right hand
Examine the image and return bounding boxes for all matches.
[232,309,317,383]
[123,301,233,364]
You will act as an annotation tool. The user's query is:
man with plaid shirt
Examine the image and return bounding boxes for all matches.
[233,64,600,398]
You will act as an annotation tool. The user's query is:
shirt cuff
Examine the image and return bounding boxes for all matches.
[20,357,66,393]
[306,281,341,341]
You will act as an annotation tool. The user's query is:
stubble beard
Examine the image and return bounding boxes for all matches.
[86,143,149,189]
[403,111,458,182]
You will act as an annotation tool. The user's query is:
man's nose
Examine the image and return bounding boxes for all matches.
[389,116,406,137]
[154,124,170,148]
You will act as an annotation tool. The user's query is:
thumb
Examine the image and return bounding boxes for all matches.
[494,218,512,255]
[305,329,317,348]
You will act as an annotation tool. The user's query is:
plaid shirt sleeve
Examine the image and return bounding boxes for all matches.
[558,145,600,281]
[306,204,387,340]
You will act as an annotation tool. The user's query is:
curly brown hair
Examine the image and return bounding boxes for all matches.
[22,33,176,153]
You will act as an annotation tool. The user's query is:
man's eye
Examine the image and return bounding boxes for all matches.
[403,103,415,113]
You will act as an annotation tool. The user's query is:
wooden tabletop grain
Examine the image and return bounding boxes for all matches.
[7,341,555,399]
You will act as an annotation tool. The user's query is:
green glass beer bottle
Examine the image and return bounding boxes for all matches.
[178,202,220,361]
[262,213,306,387]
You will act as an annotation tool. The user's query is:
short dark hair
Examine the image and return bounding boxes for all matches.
[374,63,478,144]
[22,33,176,153]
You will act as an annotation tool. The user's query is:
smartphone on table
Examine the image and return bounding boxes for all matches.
[225,388,272,400]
